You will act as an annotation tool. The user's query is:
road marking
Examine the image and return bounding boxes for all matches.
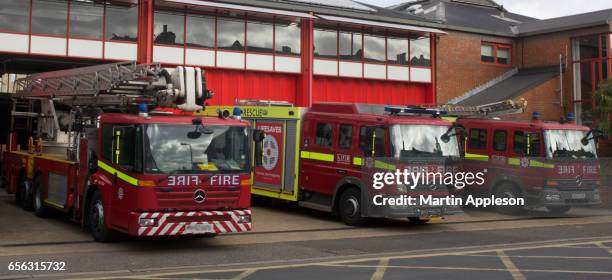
[497,250,526,280]
[370,258,389,280]
[464,254,612,260]
[595,242,612,254]
[321,263,612,275]
[73,237,612,280]
[232,269,257,280]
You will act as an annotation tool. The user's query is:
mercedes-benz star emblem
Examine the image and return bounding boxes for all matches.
[194,189,206,204]
[576,176,583,186]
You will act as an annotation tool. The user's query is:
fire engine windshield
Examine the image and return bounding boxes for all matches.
[144,124,249,174]
[391,125,460,159]
[544,129,597,159]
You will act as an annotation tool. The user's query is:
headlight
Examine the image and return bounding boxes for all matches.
[139,218,157,227]
[236,215,251,223]
[545,194,561,201]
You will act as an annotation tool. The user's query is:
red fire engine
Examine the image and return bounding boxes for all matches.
[1,62,255,241]
[457,113,604,215]
[204,101,526,225]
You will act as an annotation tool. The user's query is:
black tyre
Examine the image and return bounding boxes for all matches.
[494,183,524,215]
[338,188,368,226]
[21,179,34,211]
[88,191,115,242]
[408,217,431,224]
[33,177,49,218]
[546,205,571,215]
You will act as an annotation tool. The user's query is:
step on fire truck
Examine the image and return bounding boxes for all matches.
[1,62,256,241]
[457,112,604,215]
[202,100,526,225]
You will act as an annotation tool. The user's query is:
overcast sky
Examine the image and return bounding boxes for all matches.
[361,0,612,19]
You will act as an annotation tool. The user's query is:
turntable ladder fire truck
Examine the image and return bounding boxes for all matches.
[202,99,526,225]
[2,62,254,241]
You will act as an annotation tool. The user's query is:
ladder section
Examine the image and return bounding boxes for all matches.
[15,61,162,97]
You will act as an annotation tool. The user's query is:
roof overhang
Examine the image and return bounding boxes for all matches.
[160,0,315,18]
[316,14,447,35]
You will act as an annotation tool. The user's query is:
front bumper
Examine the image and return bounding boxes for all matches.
[536,189,601,206]
[367,195,463,218]
[129,209,252,237]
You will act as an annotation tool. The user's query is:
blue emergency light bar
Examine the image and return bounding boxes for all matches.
[384,106,448,117]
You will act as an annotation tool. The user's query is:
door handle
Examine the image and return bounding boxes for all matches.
[336,169,347,175]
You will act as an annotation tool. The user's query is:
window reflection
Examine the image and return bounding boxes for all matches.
[339,31,362,60]
[275,22,300,55]
[247,21,273,53]
[154,10,184,45]
[218,17,245,51]
[387,37,408,65]
[364,34,385,62]
[579,36,599,60]
[0,0,29,33]
[186,14,215,48]
[32,0,68,36]
[314,29,337,58]
[411,37,431,67]
[70,1,103,39]
[497,47,510,64]
[106,4,138,41]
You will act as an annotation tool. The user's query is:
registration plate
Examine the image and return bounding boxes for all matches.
[571,193,587,199]
[185,223,214,234]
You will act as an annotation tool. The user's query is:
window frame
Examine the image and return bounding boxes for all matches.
[338,124,353,150]
[481,42,512,66]
[468,128,488,150]
[315,122,334,148]
[493,130,507,152]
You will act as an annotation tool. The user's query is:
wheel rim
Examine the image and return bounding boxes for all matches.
[91,201,105,232]
[343,196,359,217]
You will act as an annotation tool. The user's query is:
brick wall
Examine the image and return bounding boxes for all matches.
[435,31,515,104]
[503,77,563,121]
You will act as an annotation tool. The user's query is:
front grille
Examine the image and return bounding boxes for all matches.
[155,188,240,209]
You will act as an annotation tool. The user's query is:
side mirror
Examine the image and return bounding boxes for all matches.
[441,124,465,143]
[253,129,265,143]
[581,129,606,145]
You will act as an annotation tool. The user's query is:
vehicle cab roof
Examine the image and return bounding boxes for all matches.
[100,113,249,126]
[456,118,590,131]
[307,103,453,126]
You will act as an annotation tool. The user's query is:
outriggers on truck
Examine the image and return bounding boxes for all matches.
[2,62,255,241]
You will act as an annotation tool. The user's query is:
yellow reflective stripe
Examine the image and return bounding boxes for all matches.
[508,158,521,166]
[300,151,335,162]
[97,160,139,186]
[465,153,489,162]
[529,160,555,169]
[44,199,64,209]
[375,160,396,171]
[353,157,364,166]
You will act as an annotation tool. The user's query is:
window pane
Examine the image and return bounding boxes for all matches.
[360,126,385,157]
[411,37,431,66]
[338,124,353,149]
[314,29,337,58]
[364,34,385,62]
[493,131,507,151]
[339,31,362,60]
[469,129,487,149]
[106,4,138,41]
[32,0,68,36]
[579,36,599,60]
[0,0,30,33]
[275,22,300,55]
[186,14,214,48]
[316,123,333,147]
[154,10,184,45]
[481,44,494,63]
[387,37,408,65]
[247,21,273,53]
[602,34,608,58]
[70,1,103,39]
[497,47,510,64]
[217,17,245,51]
